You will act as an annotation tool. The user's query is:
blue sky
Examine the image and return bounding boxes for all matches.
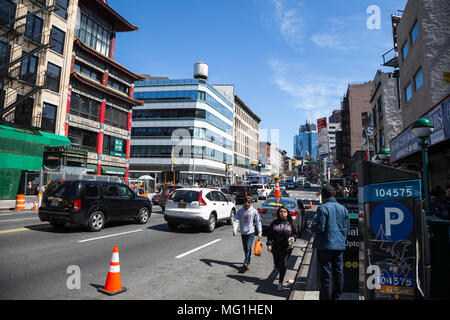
[109,0,407,157]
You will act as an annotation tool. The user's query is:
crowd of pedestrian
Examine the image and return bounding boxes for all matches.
[430,184,450,220]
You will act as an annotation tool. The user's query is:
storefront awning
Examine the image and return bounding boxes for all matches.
[86,164,98,174]
[101,166,126,176]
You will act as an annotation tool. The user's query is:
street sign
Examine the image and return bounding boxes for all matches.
[370,201,413,242]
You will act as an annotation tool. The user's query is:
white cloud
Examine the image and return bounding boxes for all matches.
[269,58,349,118]
[270,0,305,49]
[311,33,358,51]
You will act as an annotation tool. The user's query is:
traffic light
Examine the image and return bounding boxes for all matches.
[291,158,297,166]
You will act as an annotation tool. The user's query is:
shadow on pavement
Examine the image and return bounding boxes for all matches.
[200,258,242,272]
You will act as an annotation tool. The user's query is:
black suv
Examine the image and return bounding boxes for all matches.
[229,185,258,204]
[38,180,152,232]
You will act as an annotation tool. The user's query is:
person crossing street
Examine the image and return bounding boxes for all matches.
[232,197,262,272]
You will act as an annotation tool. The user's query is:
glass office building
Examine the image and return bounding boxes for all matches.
[293,121,318,160]
[130,78,234,185]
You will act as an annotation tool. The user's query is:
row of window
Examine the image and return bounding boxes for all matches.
[134,90,233,120]
[131,126,233,150]
[404,67,423,103]
[133,108,232,135]
[401,20,419,62]
[130,145,232,164]
[75,11,111,57]
[68,126,127,156]
[69,93,129,129]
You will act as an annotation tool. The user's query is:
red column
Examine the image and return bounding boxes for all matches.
[64,86,72,137]
[128,83,134,98]
[124,112,132,183]
[109,32,116,59]
[96,100,106,175]
[102,71,108,86]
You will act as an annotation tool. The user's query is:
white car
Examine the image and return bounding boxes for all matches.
[164,188,236,232]
[252,184,270,200]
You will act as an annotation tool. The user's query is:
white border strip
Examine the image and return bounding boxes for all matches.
[78,229,143,243]
[175,239,221,259]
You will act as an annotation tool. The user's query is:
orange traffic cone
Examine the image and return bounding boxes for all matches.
[33,201,38,211]
[274,179,281,198]
[309,200,313,209]
[98,245,127,296]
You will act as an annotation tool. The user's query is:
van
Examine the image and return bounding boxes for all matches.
[229,185,258,204]
[38,180,152,232]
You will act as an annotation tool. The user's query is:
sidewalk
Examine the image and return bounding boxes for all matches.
[287,222,360,300]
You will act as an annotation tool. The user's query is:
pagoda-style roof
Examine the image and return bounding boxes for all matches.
[74,39,145,81]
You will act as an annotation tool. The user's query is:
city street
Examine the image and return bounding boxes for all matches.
[0,187,319,300]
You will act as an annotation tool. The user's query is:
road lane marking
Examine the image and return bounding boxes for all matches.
[0,217,39,223]
[175,239,221,259]
[0,228,28,234]
[78,229,143,243]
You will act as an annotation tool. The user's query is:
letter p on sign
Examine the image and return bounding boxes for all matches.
[384,207,404,237]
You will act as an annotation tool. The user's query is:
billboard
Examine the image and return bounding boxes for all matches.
[317,117,329,155]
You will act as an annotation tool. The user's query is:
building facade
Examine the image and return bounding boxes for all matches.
[232,94,260,183]
[293,120,318,160]
[389,0,450,189]
[130,67,234,185]
[64,0,144,183]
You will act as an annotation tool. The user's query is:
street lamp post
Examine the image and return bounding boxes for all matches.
[412,118,434,216]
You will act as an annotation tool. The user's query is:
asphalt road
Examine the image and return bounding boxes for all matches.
[0,186,320,300]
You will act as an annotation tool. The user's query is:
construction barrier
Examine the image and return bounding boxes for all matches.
[15,194,25,211]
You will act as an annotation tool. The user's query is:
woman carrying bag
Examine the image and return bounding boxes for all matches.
[267,205,297,291]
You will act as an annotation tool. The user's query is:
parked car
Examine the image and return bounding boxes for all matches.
[229,185,258,204]
[267,189,290,198]
[164,188,236,232]
[38,180,152,232]
[159,185,183,212]
[257,197,307,236]
[252,184,270,199]
[303,181,311,188]
[287,182,296,190]
[220,187,236,203]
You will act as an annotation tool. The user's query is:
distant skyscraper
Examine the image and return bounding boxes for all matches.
[293,120,318,160]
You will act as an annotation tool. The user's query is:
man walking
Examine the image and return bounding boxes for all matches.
[312,184,350,300]
[233,197,262,272]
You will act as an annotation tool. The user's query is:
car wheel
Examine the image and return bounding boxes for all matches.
[228,208,236,225]
[204,213,216,233]
[87,210,105,232]
[161,205,165,213]
[136,207,150,224]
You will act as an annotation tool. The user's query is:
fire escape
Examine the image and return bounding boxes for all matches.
[382,14,401,109]
[0,0,55,128]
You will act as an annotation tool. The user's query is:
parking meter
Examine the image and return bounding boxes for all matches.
[358,160,429,300]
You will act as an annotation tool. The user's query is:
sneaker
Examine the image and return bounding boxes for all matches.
[277,283,283,291]
[243,264,249,271]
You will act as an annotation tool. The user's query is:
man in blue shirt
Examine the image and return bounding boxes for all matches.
[312,184,350,300]
[233,197,262,272]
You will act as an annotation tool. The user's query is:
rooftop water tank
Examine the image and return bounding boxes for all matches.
[194,62,208,80]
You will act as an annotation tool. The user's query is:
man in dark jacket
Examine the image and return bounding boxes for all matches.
[312,184,350,300]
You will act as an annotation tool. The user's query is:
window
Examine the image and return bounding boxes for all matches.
[20,55,38,84]
[103,185,120,197]
[410,21,419,45]
[54,0,69,20]
[50,26,65,55]
[41,103,57,133]
[45,62,61,92]
[85,184,99,198]
[0,41,10,65]
[105,105,128,129]
[69,93,99,121]
[404,83,412,102]
[75,11,111,56]
[0,0,16,25]
[103,135,126,157]
[118,185,133,197]
[25,15,43,42]
[377,98,383,121]
[108,78,128,94]
[414,68,423,91]
[67,126,98,152]
[74,62,102,82]
[402,42,408,61]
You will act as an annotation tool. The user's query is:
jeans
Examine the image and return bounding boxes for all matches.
[241,233,255,265]
[318,249,344,300]
[272,246,290,283]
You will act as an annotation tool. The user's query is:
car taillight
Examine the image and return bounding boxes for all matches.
[268,195,273,198]
[73,199,81,211]
[245,191,248,197]
[290,211,299,217]
[257,208,267,214]
[261,189,265,192]
[199,191,207,206]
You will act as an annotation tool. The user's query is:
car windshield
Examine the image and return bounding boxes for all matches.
[253,185,262,189]
[170,190,200,202]
[46,181,80,200]
[263,198,296,209]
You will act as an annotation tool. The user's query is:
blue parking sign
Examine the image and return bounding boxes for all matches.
[370,202,413,242]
